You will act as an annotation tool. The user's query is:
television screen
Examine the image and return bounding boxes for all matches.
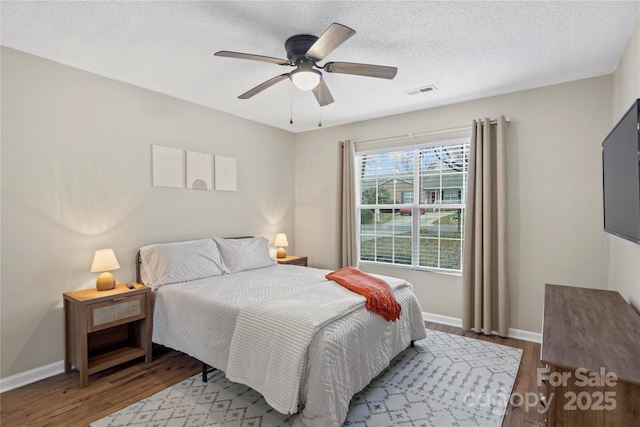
[602,98,640,244]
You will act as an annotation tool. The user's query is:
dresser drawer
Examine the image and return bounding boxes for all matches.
[88,294,146,332]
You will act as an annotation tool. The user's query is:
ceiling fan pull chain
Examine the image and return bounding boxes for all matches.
[318,88,322,127]
[290,82,293,125]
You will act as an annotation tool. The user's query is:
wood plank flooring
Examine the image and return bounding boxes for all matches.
[0,322,546,427]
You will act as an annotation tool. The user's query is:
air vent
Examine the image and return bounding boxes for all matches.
[404,85,437,96]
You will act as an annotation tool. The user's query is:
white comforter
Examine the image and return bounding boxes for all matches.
[227,280,370,414]
[152,265,426,427]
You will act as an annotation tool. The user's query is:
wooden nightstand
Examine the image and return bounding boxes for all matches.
[277,255,308,266]
[63,283,152,387]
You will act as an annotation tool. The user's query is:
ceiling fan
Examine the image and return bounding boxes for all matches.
[214,23,398,107]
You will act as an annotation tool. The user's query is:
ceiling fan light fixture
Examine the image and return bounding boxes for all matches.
[290,68,321,91]
[216,23,394,108]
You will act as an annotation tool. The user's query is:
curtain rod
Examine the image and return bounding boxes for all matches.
[354,118,510,146]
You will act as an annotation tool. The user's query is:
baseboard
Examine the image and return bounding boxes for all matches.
[0,360,65,393]
[2,314,540,393]
[422,312,463,328]
[422,311,541,343]
[507,328,542,343]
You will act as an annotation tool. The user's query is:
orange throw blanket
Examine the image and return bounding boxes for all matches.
[325,267,402,321]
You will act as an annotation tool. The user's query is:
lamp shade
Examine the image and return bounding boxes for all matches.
[274,233,289,259]
[90,249,120,273]
[274,233,289,248]
[290,68,321,91]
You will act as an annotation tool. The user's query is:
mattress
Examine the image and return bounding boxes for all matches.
[151,264,426,426]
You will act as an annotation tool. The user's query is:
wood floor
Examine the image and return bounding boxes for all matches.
[0,322,546,427]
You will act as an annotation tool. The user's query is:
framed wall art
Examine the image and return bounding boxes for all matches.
[186,151,213,190]
[151,145,184,188]
[214,155,237,191]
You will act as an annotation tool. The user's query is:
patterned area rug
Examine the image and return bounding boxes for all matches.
[91,330,522,427]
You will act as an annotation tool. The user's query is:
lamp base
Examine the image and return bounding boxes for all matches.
[96,272,116,291]
[277,247,287,259]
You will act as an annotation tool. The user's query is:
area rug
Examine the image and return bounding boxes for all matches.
[91,330,522,427]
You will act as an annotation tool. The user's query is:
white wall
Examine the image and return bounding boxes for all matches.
[0,47,296,378]
[610,17,640,309]
[296,76,613,334]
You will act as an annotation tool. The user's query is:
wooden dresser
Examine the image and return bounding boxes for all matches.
[541,284,640,426]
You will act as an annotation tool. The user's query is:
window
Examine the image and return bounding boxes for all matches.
[357,140,469,273]
[401,191,414,203]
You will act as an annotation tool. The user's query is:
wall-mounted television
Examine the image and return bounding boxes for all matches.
[602,98,640,245]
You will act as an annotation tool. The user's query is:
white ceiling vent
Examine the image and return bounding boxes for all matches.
[404,85,437,96]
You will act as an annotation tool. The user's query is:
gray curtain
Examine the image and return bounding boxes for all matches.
[462,117,509,337]
[341,140,357,267]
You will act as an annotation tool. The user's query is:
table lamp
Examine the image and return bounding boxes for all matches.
[90,248,121,291]
[274,233,289,259]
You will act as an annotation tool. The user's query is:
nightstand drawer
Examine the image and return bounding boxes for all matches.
[89,294,146,332]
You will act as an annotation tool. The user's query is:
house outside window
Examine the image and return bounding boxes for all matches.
[357,139,469,272]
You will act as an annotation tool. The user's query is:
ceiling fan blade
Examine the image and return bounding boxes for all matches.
[238,74,290,99]
[215,50,291,66]
[324,62,398,79]
[306,23,355,61]
[312,78,335,106]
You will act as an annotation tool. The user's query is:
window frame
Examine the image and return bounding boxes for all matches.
[356,137,469,275]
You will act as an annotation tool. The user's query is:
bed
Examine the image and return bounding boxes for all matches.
[137,237,426,427]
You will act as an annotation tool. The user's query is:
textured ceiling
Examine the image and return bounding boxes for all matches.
[1,1,639,133]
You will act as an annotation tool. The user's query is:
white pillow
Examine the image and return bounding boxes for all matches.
[140,238,226,288]
[213,236,277,274]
